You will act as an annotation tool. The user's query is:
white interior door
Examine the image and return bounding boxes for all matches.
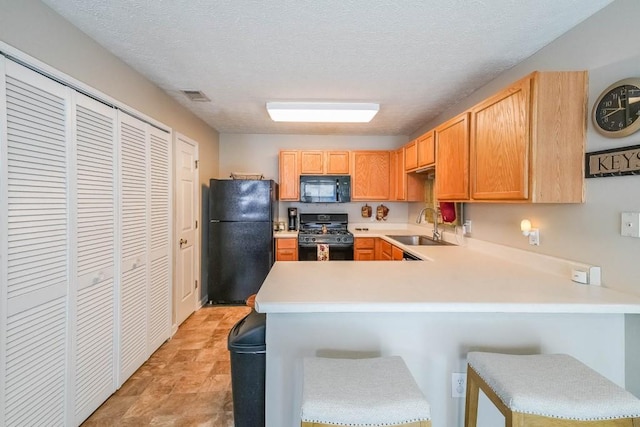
[175,133,199,326]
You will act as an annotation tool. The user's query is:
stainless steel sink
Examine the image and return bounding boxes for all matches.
[386,235,453,246]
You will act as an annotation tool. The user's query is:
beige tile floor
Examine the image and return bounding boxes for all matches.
[82,305,252,427]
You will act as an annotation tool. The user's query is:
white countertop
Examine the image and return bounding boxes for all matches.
[257,228,640,314]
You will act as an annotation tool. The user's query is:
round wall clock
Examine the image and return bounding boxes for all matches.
[592,78,640,138]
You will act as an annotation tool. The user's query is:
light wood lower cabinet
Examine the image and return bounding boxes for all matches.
[392,245,404,261]
[356,237,403,261]
[276,238,298,261]
[354,237,376,261]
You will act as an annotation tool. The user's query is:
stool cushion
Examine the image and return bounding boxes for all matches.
[301,356,431,426]
[468,352,640,421]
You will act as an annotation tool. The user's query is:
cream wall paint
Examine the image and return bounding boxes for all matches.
[0,0,220,307]
[218,133,409,222]
[413,0,640,295]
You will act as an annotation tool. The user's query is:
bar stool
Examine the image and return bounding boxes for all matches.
[301,356,432,427]
[465,351,640,427]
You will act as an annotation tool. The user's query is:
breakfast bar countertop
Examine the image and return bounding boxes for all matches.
[256,228,640,315]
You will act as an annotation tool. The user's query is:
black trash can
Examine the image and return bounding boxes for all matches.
[228,310,266,427]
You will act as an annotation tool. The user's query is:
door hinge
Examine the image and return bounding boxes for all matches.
[195,280,198,289]
[195,220,198,229]
[195,160,199,169]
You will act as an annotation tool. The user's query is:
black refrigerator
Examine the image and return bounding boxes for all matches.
[208,179,277,304]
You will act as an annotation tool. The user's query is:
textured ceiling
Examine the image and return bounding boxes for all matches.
[41,0,612,136]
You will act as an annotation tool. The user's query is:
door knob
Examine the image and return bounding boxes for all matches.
[180,238,188,247]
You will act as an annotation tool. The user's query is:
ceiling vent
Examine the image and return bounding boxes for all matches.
[181,90,211,102]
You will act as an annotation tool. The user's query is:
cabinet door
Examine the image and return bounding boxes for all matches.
[393,148,407,201]
[118,111,149,385]
[300,150,324,174]
[405,140,418,171]
[325,151,350,174]
[471,77,530,200]
[379,239,392,260]
[352,151,390,200]
[417,131,435,167]
[279,150,299,200]
[73,93,117,423]
[392,245,404,261]
[276,238,298,261]
[148,126,171,353]
[436,112,470,200]
[1,59,71,426]
[355,249,375,260]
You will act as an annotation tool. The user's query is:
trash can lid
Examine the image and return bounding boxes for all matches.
[228,310,266,353]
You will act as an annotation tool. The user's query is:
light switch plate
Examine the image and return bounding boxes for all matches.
[621,212,640,238]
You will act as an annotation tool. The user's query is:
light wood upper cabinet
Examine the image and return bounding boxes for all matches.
[300,151,324,174]
[300,150,350,174]
[417,131,435,168]
[391,148,406,201]
[352,151,391,200]
[325,150,350,174]
[392,147,425,202]
[470,71,586,203]
[279,150,300,200]
[436,112,470,201]
[404,140,418,171]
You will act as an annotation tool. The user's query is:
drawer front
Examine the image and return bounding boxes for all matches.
[354,237,375,249]
[276,238,298,249]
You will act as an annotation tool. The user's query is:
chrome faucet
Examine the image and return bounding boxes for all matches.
[416,207,441,241]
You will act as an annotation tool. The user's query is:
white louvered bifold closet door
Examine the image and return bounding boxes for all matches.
[148,126,171,353]
[118,111,149,385]
[1,59,71,426]
[72,93,116,424]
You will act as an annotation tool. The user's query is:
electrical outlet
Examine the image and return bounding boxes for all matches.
[463,220,472,235]
[451,372,466,398]
[621,212,640,238]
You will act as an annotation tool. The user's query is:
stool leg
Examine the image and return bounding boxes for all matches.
[464,366,479,427]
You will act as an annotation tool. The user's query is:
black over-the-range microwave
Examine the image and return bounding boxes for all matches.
[299,175,351,203]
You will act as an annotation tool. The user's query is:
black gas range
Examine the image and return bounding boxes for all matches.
[297,213,354,261]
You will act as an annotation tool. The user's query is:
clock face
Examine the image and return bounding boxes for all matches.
[593,78,640,138]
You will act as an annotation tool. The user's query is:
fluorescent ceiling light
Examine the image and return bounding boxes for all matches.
[266,102,379,123]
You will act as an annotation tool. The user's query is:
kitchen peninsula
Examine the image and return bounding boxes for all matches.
[255,234,640,427]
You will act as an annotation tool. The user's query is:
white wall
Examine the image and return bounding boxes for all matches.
[219,133,410,222]
[413,0,640,295]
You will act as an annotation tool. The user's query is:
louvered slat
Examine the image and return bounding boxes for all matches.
[150,131,170,254]
[119,266,147,381]
[118,113,149,385]
[120,119,147,261]
[75,279,114,422]
[148,127,170,353]
[5,297,67,426]
[148,255,170,352]
[73,95,117,424]
[5,74,67,300]
[76,102,115,276]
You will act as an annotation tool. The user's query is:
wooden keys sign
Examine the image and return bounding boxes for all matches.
[585,144,640,178]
